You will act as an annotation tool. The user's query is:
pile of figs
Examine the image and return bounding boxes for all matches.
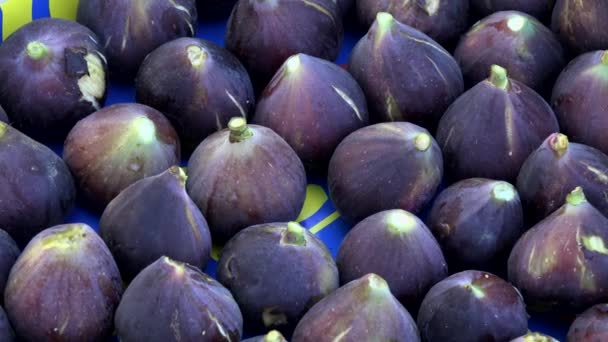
[1,0,608,340]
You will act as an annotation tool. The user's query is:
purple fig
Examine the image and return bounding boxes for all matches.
[567,303,608,342]
[63,103,180,210]
[252,53,368,166]
[348,12,463,130]
[4,223,123,341]
[0,230,19,301]
[0,105,8,123]
[0,307,15,342]
[77,0,197,77]
[417,270,529,342]
[292,274,420,342]
[242,330,287,342]
[0,18,107,139]
[186,117,306,242]
[115,256,243,342]
[511,332,560,342]
[135,37,255,150]
[471,0,556,20]
[551,0,608,55]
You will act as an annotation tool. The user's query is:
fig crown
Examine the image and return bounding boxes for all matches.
[186,45,208,68]
[489,65,509,90]
[566,187,587,206]
[281,222,307,246]
[264,330,286,342]
[168,165,188,186]
[40,224,90,252]
[364,273,391,296]
[162,256,186,276]
[375,12,394,39]
[386,210,417,234]
[285,54,302,74]
[507,15,527,32]
[414,133,432,152]
[548,133,569,157]
[26,41,49,60]
[492,182,516,202]
[228,117,253,142]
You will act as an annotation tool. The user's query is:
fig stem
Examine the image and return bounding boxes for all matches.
[566,187,586,206]
[365,274,391,297]
[489,65,509,90]
[282,222,307,246]
[169,166,188,187]
[601,51,608,65]
[264,330,285,342]
[375,12,394,40]
[414,133,431,152]
[26,41,49,60]
[507,16,526,32]
[549,133,569,157]
[186,45,208,68]
[0,122,7,138]
[285,54,301,74]
[492,182,516,202]
[228,117,253,143]
[163,256,185,276]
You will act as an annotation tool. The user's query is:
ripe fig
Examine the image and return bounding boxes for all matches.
[348,12,463,130]
[135,37,255,150]
[0,18,107,139]
[0,307,15,342]
[470,0,556,21]
[115,256,243,341]
[63,103,180,210]
[4,223,123,341]
[252,53,368,166]
[567,303,608,342]
[328,122,443,224]
[508,187,608,311]
[291,273,420,341]
[0,230,19,301]
[0,105,8,123]
[186,118,306,242]
[417,270,529,342]
[217,222,339,334]
[551,0,608,55]
[511,332,560,342]
[436,64,559,183]
[242,330,287,342]
[77,0,197,77]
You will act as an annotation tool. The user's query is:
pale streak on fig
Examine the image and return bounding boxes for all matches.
[396,30,453,60]
[385,93,401,121]
[386,210,417,234]
[58,317,70,335]
[580,162,608,184]
[215,112,222,130]
[576,252,595,291]
[332,86,363,121]
[130,116,157,144]
[170,310,181,342]
[225,90,247,117]
[331,327,352,342]
[168,0,192,16]
[121,16,131,52]
[207,309,231,341]
[527,244,537,275]
[184,205,202,242]
[78,53,106,110]
[425,54,448,86]
[95,50,108,64]
[583,235,608,254]
[466,284,485,299]
[300,0,335,24]
[422,0,440,16]
[504,98,515,157]
[163,257,185,276]
[0,122,7,138]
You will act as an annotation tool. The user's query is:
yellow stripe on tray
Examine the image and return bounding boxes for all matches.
[49,0,79,20]
[1,0,33,40]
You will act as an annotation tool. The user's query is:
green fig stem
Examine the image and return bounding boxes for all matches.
[414,133,431,151]
[466,284,486,299]
[386,210,417,234]
[489,65,509,90]
[264,330,286,342]
[163,256,186,276]
[566,187,586,206]
[228,117,253,143]
[285,54,301,74]
[282,222,307,246]
[601,51,608,65]
[0,122,7,139]
[507,15,527,32]
[549,133,569,157]
[26,41,49,60]
[492,182,516,202]
[365,273,391,297]
[168,166,188,187]
[186,45,208,68]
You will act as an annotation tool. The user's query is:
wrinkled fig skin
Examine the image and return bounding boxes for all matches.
[329,122,443,224]
[471,0,556,21]
[508,188,608,312]
[417,271,529,342]
[427,178,525,272]
[99,166,212,281]
[217,222,339,334]
[242,330,287,342]
[348,12,463,130]
[63,103,180,210]
[225,0,343,91]
[0,307,15,342]
[4,223,123,342]
[551,0,608,55]
[136,37,255,150]
[567,303,608,342]
[77,0,197,77]
[0,230,20,300]
[253,53,369,166]
[115,257,243,342]
[0,105,8,123]
[454,11,564,93]
[0,18,107,139]
[0,123,76,247]
[291,274,421,342]
[436,65,559,183]
[511,332,560,342]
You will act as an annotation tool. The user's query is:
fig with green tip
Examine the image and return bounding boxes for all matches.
[217,221,339,334]
[242,330,287,342]
[551,0,608,54]
[0,307,15,342]
[115,256,243,342]
[566,303,608,342]
[471,0,556,20]
[0,230,19,301]
[0,105,8,123]
[511,332,560,342]
[4,223,123,342]
[99,166,212,281]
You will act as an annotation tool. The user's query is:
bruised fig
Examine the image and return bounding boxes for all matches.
[567,303,608,342]
[436,65,559,182]
[99,166,212,281]
[551,0,608,55]
[0,307,15,342]
[329,122,443,224]
[217,222,339,334]
[508,187,608,311]
[242,330,287,342]
[417,270,529,342]
[0,18,107,139]
[115,256,243,342]
[470,0,556,20]
[511,332,560,342]
[63,103,180,210]
[4,223,123,341]
[348,12,463,129]
[0,230,19,300]
[0,105,8,123]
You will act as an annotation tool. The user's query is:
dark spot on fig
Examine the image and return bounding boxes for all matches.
[64,47,90,78]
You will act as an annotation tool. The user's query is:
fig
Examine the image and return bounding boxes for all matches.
[328,121,443,224]
[511,332,560,342]
[551,0,608,55]
[186,117,306,242]
[0,230,19,300]
[291,273,420,342]
[99,166,212,281]
[567,303,608,342]
[337,209,447,312]
[470,0,556,20]
[508,187,608,312]
[217,222,339,334]
[0,307,15,342]
[115,256,243,342]
[348,12,464,130]
[417,270,529,342]
[454,11,564,93]
[0,105,8,123]
[426,178,525,272]
[4,223,123,341]
[0,18,107,139]
[63,103,180,210]
[242,330,287,342]
[0,122,76,246]
[135,37,255,150]
[436,64,559,183]
[77,0,198,77]
[252,53,369,166]
[225,0,343,90]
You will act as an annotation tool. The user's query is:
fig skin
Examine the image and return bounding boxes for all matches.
[77,0,197,77]
[567,303,608,342]
[0,307,15,342]
[0,18,107,139]
[551,0,608,55]
[426,178,525,272]
[186,118,307,242]
[348,12,464,130]
[511,332,560,342]
[217,222,339,334]
[99,166,212,281]
[4,223,123,342]
[136,37,255,151]
[0,105,8,123]
[0,122,76,247]
[470,0,556,20]
[0,230,20,301]
[417,270,529,342]
[63,103,180,210]
[242,330,287,342]
[508,187,608,312]
[115,256,243,342]
[252,53,369,167]
[454,11,564,93]
[328,121,443,224]
[436,64,559,183]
